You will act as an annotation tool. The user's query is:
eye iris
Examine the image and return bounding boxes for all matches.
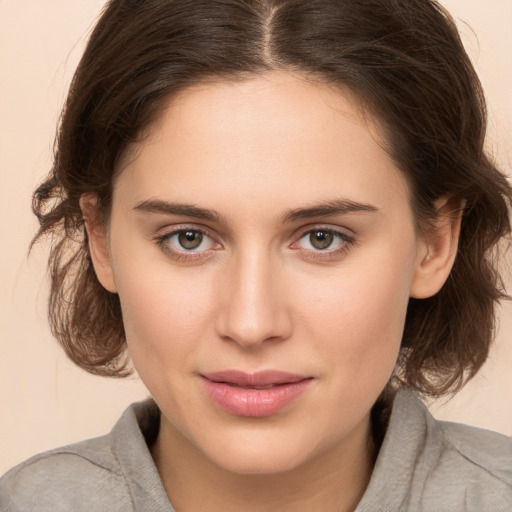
[178,230,203,250]
[310,230,333,250]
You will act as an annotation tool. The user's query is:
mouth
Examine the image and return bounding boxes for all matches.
[200,370,314,417]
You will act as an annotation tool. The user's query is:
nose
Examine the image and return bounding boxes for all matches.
[215,249,293,348]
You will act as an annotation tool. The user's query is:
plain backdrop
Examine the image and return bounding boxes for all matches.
[1,0,511,474]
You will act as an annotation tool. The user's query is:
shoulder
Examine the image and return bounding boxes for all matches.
[426,417,512,508]
[358,390,512,512]
[0,399,166,512]
[441,418,512,474]
[407,390,512,510]
[0,435,133,512]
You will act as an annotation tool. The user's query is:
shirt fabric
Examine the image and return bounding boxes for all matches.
[1,389,511,511]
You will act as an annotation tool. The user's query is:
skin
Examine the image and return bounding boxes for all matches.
[83,71,461,512]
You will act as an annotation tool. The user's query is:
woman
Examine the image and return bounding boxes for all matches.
[1,0,511,510]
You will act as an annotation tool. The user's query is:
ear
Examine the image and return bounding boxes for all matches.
[80,193,118,293]
[410,197,464,299]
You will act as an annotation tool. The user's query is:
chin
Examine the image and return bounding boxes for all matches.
[210,445,310,476]
[196,426,323,476]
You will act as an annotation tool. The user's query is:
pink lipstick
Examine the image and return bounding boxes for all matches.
[201,370,313,417]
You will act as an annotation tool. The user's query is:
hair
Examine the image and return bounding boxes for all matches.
[32,0,512,397]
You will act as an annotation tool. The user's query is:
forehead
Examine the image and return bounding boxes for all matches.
[149,71,379,157]
[115,71,410,218]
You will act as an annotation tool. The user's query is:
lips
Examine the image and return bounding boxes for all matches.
[200,370,313,417]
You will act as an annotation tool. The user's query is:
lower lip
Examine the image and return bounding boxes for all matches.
[202,377,313,417]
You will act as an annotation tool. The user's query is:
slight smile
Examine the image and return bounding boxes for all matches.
[200,370,315,417]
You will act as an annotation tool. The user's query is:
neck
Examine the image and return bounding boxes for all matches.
[151,414,375,512]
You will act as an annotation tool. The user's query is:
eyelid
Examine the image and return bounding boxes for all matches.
[153,223,356,262]
[154,224,222,260]
[155,222,219,240]
[289,225,357,257]
[291,224,355,243]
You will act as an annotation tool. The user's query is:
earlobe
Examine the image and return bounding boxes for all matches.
[410,197,464,299]
[80,194,118,293]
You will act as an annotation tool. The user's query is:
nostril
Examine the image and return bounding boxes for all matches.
[214,264,293,346]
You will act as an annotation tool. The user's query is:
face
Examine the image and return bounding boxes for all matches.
[91,71,434,474]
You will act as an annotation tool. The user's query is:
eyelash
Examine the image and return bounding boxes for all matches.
[155,225,220,262]
[291,227,356,260]
[154,225,356,262]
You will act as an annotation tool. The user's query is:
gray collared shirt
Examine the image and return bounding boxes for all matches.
[1,390,511,511]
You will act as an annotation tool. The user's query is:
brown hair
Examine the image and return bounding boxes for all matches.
[32,0,512,396]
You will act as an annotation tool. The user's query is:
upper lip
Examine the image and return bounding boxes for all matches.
[201,370,310,387]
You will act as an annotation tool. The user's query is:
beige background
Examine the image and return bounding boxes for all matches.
[1,0,511,474]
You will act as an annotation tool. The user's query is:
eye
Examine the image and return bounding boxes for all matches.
[156,227,220,258]
[175,230,206,250]
[291,227,355,256]
[304,230,336,250]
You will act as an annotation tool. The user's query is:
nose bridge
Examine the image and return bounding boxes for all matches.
[216,244,290,347]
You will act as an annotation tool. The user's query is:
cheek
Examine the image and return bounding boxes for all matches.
[296,246,415,381]
[112,252,215,373]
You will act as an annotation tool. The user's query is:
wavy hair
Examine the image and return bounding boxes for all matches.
[32,0,512,396]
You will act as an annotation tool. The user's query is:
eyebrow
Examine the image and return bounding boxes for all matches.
[133,199,225,223]
[280,199,378,223]
[133,197,378,224]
